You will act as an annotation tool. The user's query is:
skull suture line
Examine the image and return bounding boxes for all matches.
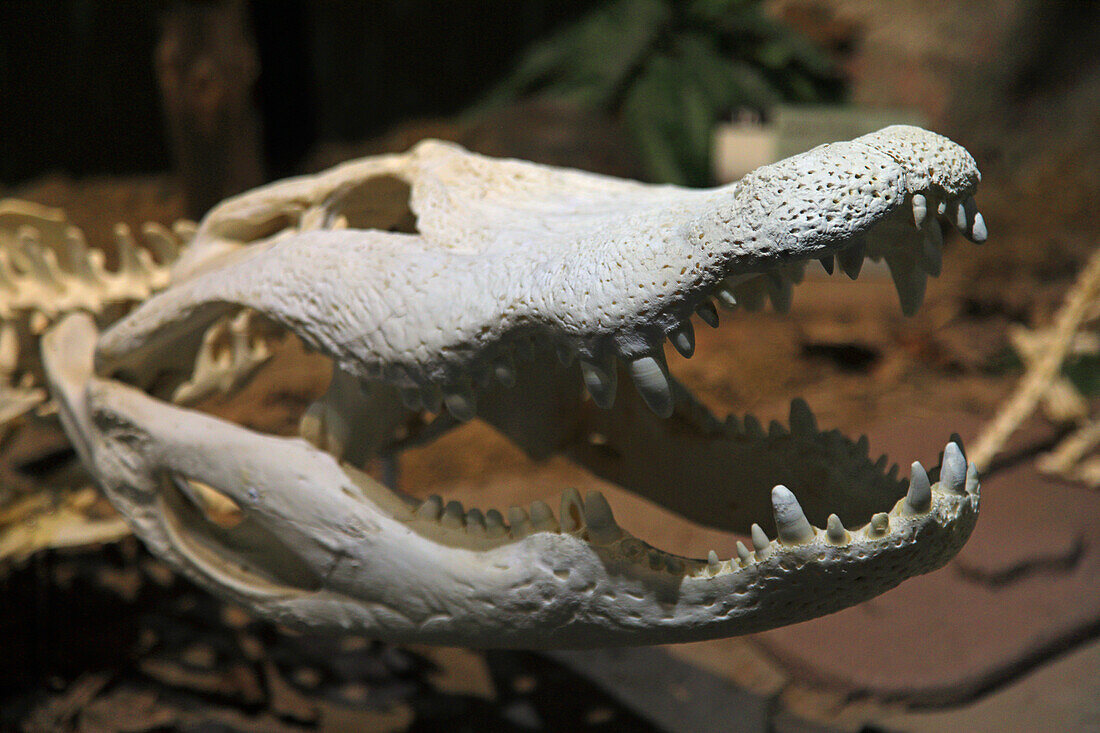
[41,126,983,647]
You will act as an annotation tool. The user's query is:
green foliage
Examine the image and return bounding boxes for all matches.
[476,0,843,185]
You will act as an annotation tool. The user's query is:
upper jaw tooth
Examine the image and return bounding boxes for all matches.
[628,353,673,418]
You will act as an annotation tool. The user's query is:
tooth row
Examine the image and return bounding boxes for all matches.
[691,440,977,576]
[409,191,986,422]
[412,488,622,545]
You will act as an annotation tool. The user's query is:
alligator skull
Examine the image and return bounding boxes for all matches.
[42,125,983,647]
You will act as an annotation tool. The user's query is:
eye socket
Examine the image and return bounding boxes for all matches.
[325,175,418,234]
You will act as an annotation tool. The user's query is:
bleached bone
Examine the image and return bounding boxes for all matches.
[44,126,987,647]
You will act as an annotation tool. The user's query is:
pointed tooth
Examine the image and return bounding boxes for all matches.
[583,491,621,544]
[507,506,533,538]
[789,398,817,435]
[560,488,585,533]
[668,321,695,358]
[965,461,980,496]
[856,434,870,456]
[886,254,926,317]
[751,523,772,559]
[415,495,443,521]
[441,500,465,529]
[629,354,673,418]
[765,274,793,313]
[724,414,740,433]
[904,461,932,514]
[826,514,848,544]
[768,420,787,438]
[466,508,487,535]
[912,193,928,229]
[695,300,719,328]
[744,414,765,438]
[887,463,899,482]
[771,485,815,545]
[838,237,866,279]
[648,550,663,570]
[941,441,966,493]
[736,541,753,566]
[707,550,721,573]
[529,500,559,532]
[735,278,767,312]
[580,358,617,410]
[874,454,889,473]
[955,200,968,231]
[937,200,948,216]
[818,255,835,275]
[715,286,738,310]
[869,512,889,536]
[493,355,516,387]
[485,509,506,538]
[443,385,476,421]
[971,212,988,243]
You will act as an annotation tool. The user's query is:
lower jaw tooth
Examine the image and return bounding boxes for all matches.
[771,485,815,544]
[441,500,466,529]
[751,523,772,560]
[560,488,585,533]
[416,495,443,521]
[869,512,889,536]
[508,506,533,538]
[583,491,621,544]
[826,514,848,544]
[466,508,487,535]
[736,541,753,566]
[903,461,932,514]
[485,509,507,538]
[529,500,559,532]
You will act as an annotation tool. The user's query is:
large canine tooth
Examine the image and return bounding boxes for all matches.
[904,461,932,514]
[954,196,987,243]
[416,495,443,521]
[583,491,621,544]
[695,300,719,327]
[771,486,815,545]
[751,523,772,560]
[972,212,988,243]
[580,358,617,409]
[765,273,793,313]
[789,398,817,435]
[668,321,695,358]
[912,193,928,229]
[629,354,673,418]
[826,514,848,544]
[441,500,466,529]
[560,488,585,533]
[886,255,926,316]
[529,500,559,532]
[838,237,866,279]
[941,441,967,493]
[818,255,835,275]
[443,386,477,422]
[920,222,943,276]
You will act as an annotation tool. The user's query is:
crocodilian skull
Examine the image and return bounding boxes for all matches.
[42,125,982,648]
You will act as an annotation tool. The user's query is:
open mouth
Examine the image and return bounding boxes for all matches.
[44,125,982,647]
